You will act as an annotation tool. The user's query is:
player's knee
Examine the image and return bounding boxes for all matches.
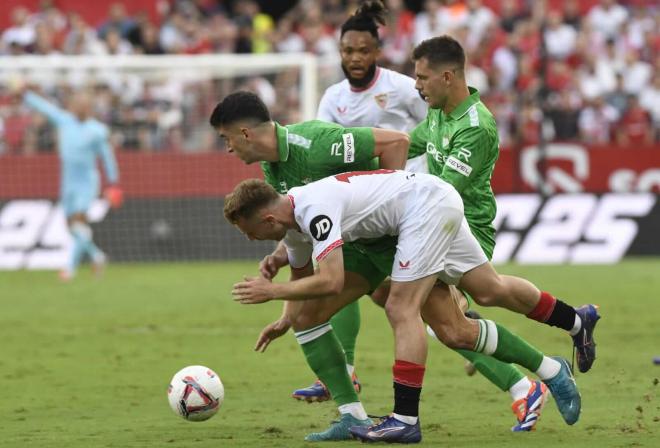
[370,289,388,308]
[471,280,508,307]
[428,322,471,349]
[290,310,328,332]
[384,296,416,325]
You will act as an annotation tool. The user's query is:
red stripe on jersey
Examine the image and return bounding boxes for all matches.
[315,239,344,262]
[350,67,381,92]
[287,194,295,209]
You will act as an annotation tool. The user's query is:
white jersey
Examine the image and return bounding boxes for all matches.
[317,67,427,132]
[283,169,455,266]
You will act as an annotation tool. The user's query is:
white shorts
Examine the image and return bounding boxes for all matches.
[390,187,488,284]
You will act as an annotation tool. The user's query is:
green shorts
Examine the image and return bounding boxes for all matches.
[343,236,397,293]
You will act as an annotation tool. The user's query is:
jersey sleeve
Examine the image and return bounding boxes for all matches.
[310,125,376,169]
[282,230,313,268]
[97,125,119,184]
[23,91,70,126]
[439,126,493,193]
[298,202,344,262]
[316,88,336,123]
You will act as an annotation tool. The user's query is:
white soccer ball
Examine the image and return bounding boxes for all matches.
[168,365,224,421]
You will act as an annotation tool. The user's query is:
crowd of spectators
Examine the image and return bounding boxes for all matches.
[0,0,657,154]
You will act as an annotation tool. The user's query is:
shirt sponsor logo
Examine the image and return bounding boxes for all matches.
[446,156,472,177]
[342,133,355,163]
[310,215,333,241]
[458,147,472,162]
[426,142,446,164]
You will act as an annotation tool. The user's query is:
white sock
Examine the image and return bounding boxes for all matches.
[346,364,355,377]
[338,402,368,421]
[509,377,532,402]
[392,413,418,425]
[535,356,561,380]
[569,314,582,336]
[474,319,498,355]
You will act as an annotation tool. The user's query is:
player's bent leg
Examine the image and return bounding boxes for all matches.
[290,272,369,411]
[459,263,601,373]
[352,276,435,444]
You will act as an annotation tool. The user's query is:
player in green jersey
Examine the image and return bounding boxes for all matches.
[210,91,409,440]
[211,91,581,441]
[407,35,600,378]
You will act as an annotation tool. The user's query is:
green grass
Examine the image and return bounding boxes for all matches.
[1,260,659,447]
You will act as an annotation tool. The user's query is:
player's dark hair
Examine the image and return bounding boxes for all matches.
[412,35,466,69]
[340,0,387,40]
[209,91,271,128]
[224,179,279,224]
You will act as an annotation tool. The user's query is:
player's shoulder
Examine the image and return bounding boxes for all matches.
[286,120,343,137]
[380,67,416,87]
[321,79,351,97]
[89,119,110,136]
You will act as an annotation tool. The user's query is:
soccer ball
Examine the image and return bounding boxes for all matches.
[168,365,224,421]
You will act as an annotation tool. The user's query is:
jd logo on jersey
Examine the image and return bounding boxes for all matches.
[310,215,332,241]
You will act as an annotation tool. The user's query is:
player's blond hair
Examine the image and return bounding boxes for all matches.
[223,179,279,224]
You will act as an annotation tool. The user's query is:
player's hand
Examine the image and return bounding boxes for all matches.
[104,185,123,208]
[259,253,287,280]
[232,276,276,304]
[254,318,291,353]
[7,75,26,96]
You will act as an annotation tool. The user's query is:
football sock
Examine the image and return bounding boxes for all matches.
[475,320,544,372]
[535,356,562,380]
[456,349,526,392]
[569,314,583,337]
[347,364,355,376]
[509,376,533,402]
[393,360,425,422]
[338,402,368,420]
[329,301,360,366]
[69,222,91,273]
[295,323,358,406]
[527,291,580,333]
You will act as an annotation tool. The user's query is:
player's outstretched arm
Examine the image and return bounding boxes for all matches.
[23,90,69,125]
[371,128,410,170]
[233,247,344,303]
[253,264,313,352]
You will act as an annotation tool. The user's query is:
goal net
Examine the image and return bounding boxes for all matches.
[0,53,341,270]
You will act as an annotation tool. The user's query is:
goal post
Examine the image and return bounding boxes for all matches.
[0,53,340,270]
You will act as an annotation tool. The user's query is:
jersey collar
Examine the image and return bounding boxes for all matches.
[447,87,480,121]
[350,67,382,92]
[274,122,290,162]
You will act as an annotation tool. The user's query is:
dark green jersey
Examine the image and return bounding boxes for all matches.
[409,88,498,258]
[262,121,377,193]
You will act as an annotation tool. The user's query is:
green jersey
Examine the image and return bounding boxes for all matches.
[409,88,499,258]
[262,121,377,192]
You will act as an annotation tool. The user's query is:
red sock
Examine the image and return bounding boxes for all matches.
[526,291,556,322]
[393,360,425,387]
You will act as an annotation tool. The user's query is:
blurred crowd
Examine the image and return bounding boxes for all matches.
[0,0,658,154]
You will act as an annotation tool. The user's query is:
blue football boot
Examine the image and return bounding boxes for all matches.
[350,415,422,443]
[572,304,601,373]
[292,373,361,403]
[543,357,581,425]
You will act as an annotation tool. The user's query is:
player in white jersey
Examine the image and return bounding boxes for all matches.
[226,171,581,443]
[289,0,428,404]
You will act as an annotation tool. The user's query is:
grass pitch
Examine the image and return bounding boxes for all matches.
[1,260,658,447]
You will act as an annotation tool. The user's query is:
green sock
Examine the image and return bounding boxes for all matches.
[329,301,361,366]
[456,349,525,392]
[295,323,358,406]
[474,320,544,372]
